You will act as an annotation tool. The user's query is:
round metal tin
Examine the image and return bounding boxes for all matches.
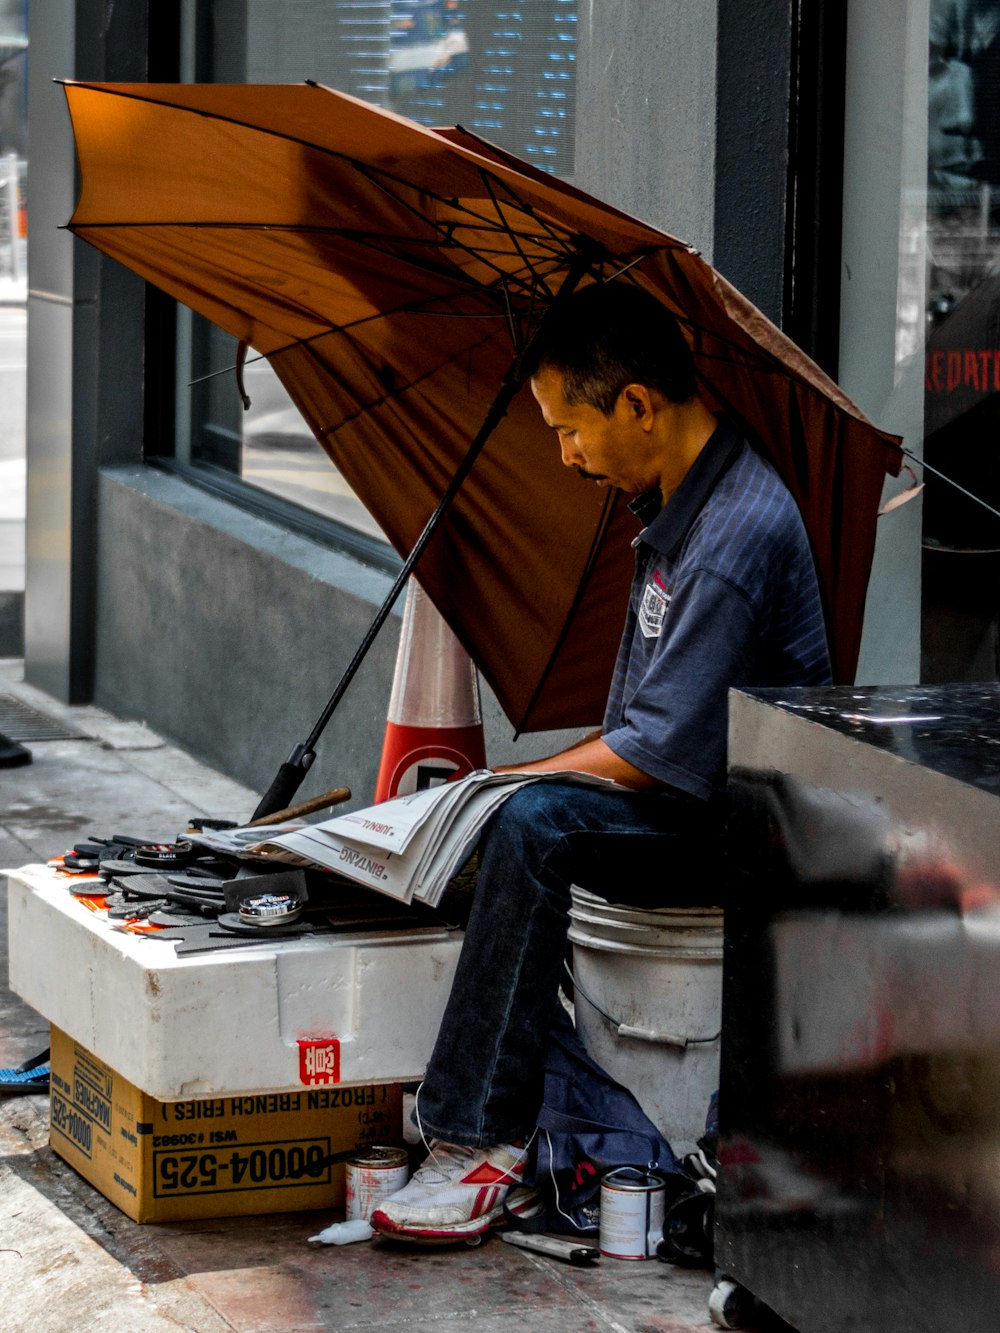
[133,840,196,868]
[237,891,304,926]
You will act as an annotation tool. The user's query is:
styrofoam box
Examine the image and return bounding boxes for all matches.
[7,866,463,1100]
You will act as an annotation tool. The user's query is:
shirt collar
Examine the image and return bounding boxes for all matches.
[628,418,745,558]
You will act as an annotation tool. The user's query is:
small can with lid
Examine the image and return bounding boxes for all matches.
[345,1145,410,1221]
[238,891,304,926]
[599,1167,667,1259]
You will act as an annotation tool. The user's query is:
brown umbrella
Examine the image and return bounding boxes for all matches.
[62,80,900,812]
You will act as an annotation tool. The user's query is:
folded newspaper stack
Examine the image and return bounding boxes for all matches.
[199,769,621,908]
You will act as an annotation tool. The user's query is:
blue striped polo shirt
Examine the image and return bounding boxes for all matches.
[602,418,831,800]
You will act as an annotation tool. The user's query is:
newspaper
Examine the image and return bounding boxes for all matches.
[190,769,622,907]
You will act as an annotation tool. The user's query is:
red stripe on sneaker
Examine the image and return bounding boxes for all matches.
[472,1185,498,1218]
[463,1161,523,1186]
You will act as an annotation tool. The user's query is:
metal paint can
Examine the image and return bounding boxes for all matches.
[599,1167,667,1259]
[345,1145,410,1221]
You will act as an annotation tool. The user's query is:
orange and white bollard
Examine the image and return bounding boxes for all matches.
[374,578,486,802]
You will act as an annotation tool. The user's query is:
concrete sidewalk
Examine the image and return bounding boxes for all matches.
[0,659,722,1333]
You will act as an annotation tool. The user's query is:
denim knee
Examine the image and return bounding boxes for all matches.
[481,783,585,860]
[476,784,588,917]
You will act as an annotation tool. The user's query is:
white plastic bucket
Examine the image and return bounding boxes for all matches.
[568,887,723,1153]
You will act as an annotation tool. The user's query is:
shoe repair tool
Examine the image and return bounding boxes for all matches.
[105,894,168,920]
[244,785,352,828]
[186,817,240,833]
[97,859,170,877]
[162,883,226,913]
[214,916,311,939]
[501,1232,600,1265]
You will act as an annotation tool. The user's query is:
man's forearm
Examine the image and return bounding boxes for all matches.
[493,737,661,789]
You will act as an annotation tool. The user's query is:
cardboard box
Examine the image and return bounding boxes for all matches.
[48,1027,404,1223]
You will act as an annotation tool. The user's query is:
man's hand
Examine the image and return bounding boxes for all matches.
[493,736,661,789]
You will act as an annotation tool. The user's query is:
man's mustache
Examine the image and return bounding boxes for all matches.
[575,466,607,482]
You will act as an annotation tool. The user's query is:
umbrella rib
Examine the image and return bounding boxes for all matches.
[344,153,581,259]
[305,325,505,437]
[190,268,572,389]
[898,444,1000,525]
[187,266,574,392]
[348,159,579,297]
[67,218,570,255]
[340,224,571,287]
[477,169,553,301]
[70,215,568,311]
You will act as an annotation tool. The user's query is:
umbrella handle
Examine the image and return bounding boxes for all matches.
[251,744,315,821]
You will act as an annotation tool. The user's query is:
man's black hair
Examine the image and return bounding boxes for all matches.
[522,281,696,413]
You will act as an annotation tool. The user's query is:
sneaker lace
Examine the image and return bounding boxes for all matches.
[409,1140,477,1186]
[410,1081,534,1181]
[412,1081,479,1179]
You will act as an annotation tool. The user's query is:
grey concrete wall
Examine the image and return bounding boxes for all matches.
[95,469,579,808]
[573,0,718,253]
[95,468,401,807]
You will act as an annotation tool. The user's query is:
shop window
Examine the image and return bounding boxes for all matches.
[170,0,577,543]
[841,0,1000,683]
[922,0,1000,678]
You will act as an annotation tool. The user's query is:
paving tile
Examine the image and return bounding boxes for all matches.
[0,831,34,864]
[143,1214,714,1333]
[151,1224,582,1331]
[0,1100,230,1333]
[122,744,258,820]
[1,742,216,853]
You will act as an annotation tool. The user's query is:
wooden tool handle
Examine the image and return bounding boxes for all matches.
[246,786,352,828]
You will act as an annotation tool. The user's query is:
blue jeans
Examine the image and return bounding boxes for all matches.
[416,781,721,1147]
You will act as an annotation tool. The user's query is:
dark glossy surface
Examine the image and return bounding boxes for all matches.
[747,681,1000,795]
[718,685,1000,1333]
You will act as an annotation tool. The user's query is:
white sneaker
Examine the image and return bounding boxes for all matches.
[370,1141,531,1241]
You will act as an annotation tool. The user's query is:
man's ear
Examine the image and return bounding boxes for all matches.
[621,383,654,426]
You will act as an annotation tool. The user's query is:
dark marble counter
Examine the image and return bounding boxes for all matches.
[717,683,1000,1333]
[742,681,1000,797]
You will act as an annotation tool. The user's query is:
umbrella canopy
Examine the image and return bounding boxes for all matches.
[63,79,901,731]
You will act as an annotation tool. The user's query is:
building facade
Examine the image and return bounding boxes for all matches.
[22,1,997,806]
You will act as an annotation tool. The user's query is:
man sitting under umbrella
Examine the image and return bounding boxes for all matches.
[370,281,832,1243]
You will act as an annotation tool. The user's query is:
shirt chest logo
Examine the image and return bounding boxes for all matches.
[638,571,671,638]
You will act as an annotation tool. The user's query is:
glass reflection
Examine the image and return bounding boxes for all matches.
[923,0,1000,682]
[183,1,578,537]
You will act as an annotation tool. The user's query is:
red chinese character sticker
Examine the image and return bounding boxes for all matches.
[298,1036,341,1086]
